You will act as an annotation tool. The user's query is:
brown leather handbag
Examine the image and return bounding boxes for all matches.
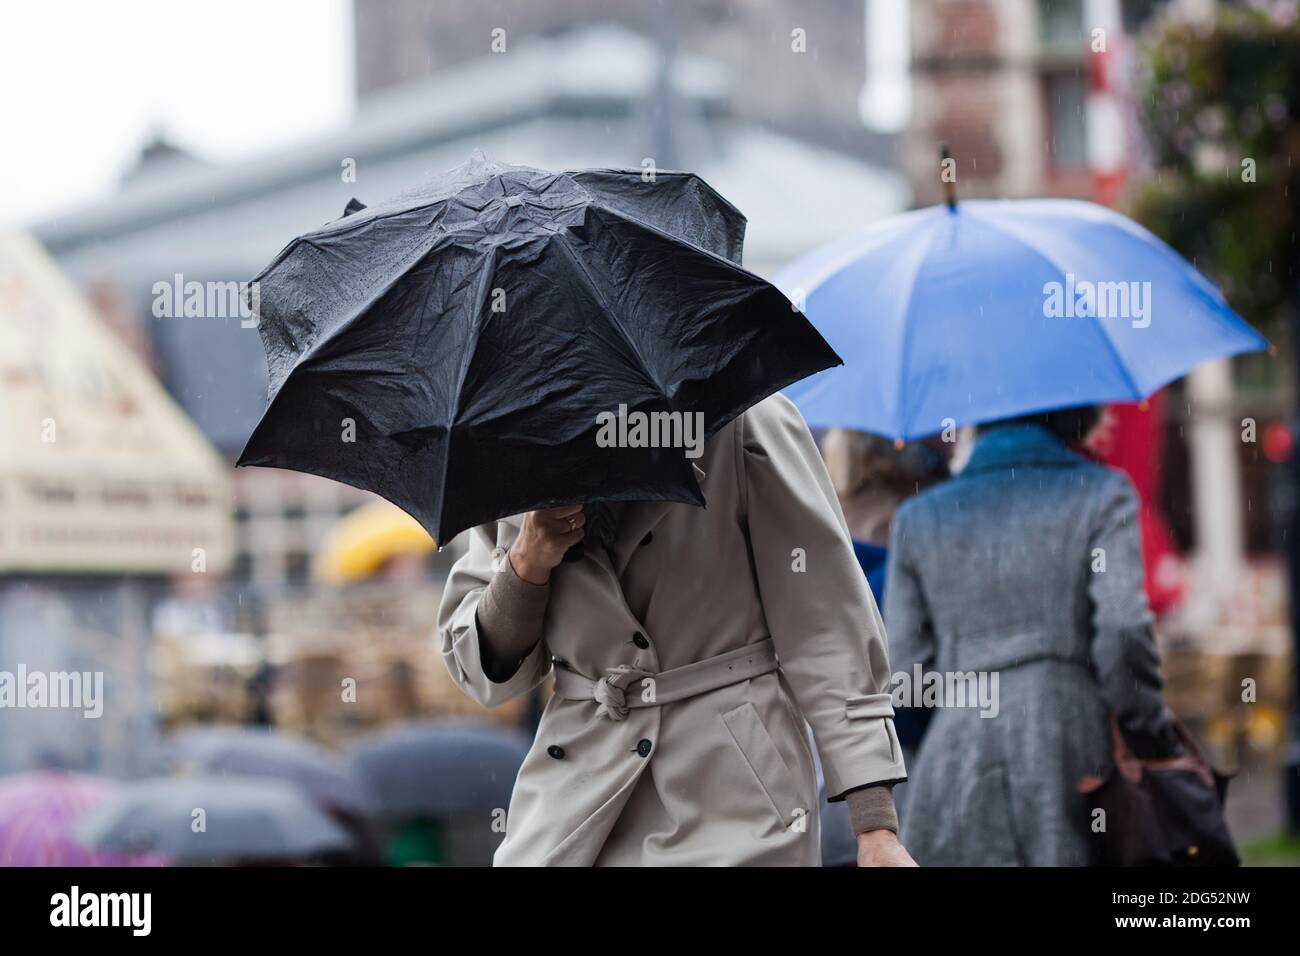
[1078,717,1238,866]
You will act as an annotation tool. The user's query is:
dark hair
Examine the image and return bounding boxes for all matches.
[978,405,1102,444]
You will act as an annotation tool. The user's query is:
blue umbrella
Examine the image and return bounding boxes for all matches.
[773,198,1268,440]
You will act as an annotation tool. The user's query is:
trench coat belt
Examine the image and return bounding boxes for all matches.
[552,638,779,722]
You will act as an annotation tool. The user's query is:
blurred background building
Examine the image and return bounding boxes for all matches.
[33,21,909,595]
[352,0,898,161]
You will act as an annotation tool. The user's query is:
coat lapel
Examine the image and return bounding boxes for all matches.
[609,461,706,578]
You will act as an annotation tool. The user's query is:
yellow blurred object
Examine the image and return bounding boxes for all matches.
[313,500,435,586]
[1246,705,1284,751]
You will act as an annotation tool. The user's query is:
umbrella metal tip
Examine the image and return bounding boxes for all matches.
[938,144,957,211]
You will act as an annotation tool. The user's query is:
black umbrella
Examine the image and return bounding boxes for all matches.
[156,726,376,817]
[72,777,355,863]
[238,152,840,543]
[347,720,531,817]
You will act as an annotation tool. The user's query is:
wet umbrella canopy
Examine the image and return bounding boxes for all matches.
[774,198,1268,440]
[238,153,839,543]
[0,772,164,867]
[157,726,376,817]
[72,776,355,863]
[347,720,531,818]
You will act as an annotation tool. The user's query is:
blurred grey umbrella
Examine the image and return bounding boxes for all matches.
[348,720,531,817]
[157,726,376,817]
[72,777,355,863]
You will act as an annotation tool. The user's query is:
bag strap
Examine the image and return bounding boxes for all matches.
[1108,715,1215,788]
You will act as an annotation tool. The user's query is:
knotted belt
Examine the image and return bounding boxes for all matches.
[552,638,779,722]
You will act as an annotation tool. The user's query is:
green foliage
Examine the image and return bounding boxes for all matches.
[1130,4,1300,336]
[1239,828,1300,866]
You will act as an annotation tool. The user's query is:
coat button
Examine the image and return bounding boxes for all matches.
[636,739,653,758]
[632,632,650,649]
[640,532,653,546]
[547,745,565,760]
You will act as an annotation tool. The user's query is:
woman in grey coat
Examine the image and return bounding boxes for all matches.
[884,407,1181,866]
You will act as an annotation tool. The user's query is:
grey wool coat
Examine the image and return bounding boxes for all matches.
[437,393,906,866]
[884,424,1174,867]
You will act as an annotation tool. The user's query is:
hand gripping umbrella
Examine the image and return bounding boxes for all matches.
[238,153,839,543]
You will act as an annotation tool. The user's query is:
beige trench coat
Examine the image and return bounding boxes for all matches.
[436,393,906,865]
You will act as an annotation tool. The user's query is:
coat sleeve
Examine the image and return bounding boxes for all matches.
[883,500,937,677]
[882,502,938,751]
[1086,471,1180,756]
[740,394,907,799]
[436,521,552,708]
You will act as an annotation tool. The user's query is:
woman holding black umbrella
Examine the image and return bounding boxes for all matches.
[239,154,914,866]
[438,393,914,866]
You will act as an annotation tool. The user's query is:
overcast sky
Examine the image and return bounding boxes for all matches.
[1,0,352,226]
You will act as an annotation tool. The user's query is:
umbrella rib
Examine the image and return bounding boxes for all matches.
[274,234,447,393]
[966,211,1144,399]
[895,216,951,439]
[434,244,500,539]
[551,234,670,407]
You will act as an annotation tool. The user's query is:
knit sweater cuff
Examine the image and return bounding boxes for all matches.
[845,783,899,834]
[475,553,550,682]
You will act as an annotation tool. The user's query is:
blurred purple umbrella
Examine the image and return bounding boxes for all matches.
[0,772,165,867]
